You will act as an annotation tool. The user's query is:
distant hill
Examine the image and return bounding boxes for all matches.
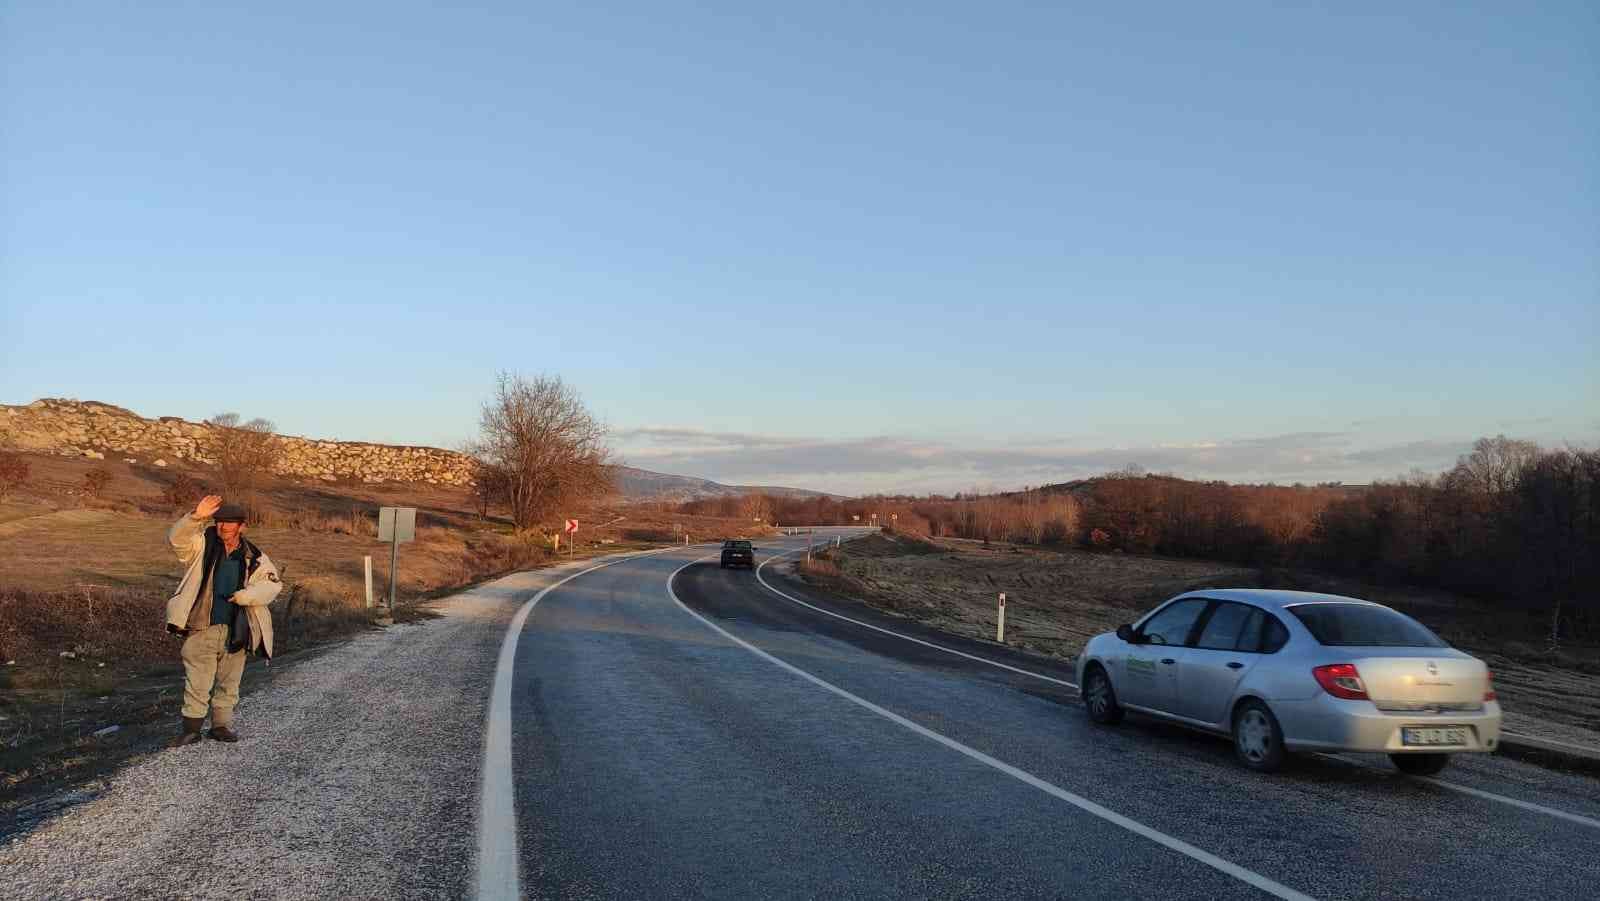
[614,466,844,503]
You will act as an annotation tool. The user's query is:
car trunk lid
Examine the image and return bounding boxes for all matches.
[1348,651,1487,710]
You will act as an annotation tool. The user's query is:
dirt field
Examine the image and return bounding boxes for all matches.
[795,533,1600,749]
[0,450,768,804]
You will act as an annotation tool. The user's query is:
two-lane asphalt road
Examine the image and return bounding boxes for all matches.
[4,530,1596,899]
[495,530,1600,899]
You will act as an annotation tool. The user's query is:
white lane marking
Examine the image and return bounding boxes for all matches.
[669,557,1315,901]
[1502,731,1600,755]
[1418,777,1600,829]
[477,547,679,901]
[1313,753,1600,830]
[755,549,1078,690]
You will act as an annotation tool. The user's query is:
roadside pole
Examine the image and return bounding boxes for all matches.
[388,537,399,608]
[377,507,416,615]
[363,556,373,608]
[997,592,1006,643]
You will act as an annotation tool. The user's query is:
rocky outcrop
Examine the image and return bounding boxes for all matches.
[1,399,474,486]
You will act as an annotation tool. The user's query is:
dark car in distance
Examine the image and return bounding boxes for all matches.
[720,540,755,569]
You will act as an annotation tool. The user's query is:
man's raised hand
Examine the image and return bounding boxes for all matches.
[194,495,223,520]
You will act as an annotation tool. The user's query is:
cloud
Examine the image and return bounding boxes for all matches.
[613,427,1485,495]
[1343,439,1472,468]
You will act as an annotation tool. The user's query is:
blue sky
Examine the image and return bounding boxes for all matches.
[3,2,1595,494]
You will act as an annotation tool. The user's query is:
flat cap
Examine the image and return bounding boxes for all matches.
[213,503,248,523]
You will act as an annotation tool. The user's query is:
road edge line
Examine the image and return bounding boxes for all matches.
[1312,753,1600,830]
[754,549,1078,690]
[476,547,678,901]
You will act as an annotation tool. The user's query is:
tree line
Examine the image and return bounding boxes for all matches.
[679,436,1598,643]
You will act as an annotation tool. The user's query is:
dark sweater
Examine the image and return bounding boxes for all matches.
[211,545,245,627]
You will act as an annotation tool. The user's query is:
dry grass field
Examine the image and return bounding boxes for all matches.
[794,532,1600,749]
[0,450,768,806]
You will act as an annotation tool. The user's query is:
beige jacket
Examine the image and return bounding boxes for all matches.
[166,514,281,657]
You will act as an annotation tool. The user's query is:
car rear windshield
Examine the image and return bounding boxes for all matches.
[726,541,752,549]
[1286,603,1448,648]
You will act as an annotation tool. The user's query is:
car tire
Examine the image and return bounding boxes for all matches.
[1389,753,1450,776]
[719,561,727,569]
[1232,699,1287,773]
[1083,664,1124,725]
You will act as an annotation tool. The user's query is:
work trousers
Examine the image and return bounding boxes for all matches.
[180,623,246,725]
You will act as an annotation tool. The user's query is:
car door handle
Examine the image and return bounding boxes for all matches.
[1226,662,1244,670]
[1161,658,1176,665]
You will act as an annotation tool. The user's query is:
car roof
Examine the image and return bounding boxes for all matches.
[1170,588,1385,611]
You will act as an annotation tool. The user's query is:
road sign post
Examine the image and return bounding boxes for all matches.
[997,592,1006,643]
[564,518,578,555]
[377,507,416,611]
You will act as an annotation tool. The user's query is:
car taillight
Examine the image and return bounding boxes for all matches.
[1312,663,1369,700]
[1484,669,1496,702]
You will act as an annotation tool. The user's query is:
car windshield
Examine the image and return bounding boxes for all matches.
[1287,603,1448,648]
[726,541,752,549]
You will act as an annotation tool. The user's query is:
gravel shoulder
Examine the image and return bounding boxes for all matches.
[0,565,575,900]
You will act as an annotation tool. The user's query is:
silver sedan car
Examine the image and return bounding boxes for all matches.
[1075,589,1502,774]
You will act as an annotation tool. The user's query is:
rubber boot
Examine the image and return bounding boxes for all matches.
[168,716,205,748]
[208,723,239,743]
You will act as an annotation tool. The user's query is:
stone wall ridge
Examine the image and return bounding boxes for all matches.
[0,398,474,487]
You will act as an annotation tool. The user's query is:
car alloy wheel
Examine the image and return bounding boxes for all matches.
[1232,700,1286,772]
[1083,666,1123,725]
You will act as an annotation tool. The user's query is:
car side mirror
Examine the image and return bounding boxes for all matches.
[1116,624,1139,644]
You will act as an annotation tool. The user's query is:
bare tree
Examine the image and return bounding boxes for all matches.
[740,491,773,524]
[471,459,509,520]
[206,413,281,515]
[1447,435,1541,495]
[471,373,615,531]
[0,451,30,502]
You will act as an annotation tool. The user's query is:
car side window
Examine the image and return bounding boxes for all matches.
[1139,599,1208,647]
[1196,602,1258,651]
[1231,608,1267,652]
[1259,615,1290,653]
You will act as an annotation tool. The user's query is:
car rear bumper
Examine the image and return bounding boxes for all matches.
[1275,696,1502,754]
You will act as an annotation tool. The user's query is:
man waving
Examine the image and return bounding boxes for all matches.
[164,494,282,747]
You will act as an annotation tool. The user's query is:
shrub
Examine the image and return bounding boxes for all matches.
[0,451,29,501]
[0,587,171,663]
[161,472,207,510]
[797,555,842,579]
[82,467,113,498]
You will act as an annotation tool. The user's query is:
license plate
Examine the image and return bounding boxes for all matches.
[1402,726,1469,746]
